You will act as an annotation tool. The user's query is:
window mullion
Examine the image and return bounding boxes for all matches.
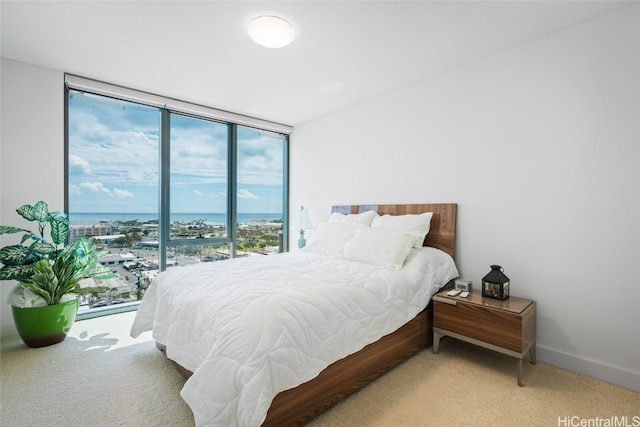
[282,134,290,253]
[159,109,171,271]
[228,124,238,258]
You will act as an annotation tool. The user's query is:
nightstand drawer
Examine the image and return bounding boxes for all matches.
[433,299,535,353]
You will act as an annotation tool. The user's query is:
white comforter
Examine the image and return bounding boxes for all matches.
[130,247,458,427]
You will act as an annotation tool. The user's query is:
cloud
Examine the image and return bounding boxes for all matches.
[194,189,203,196]
[69,155,91,175]
[69,100,161,188]
[236,134,283,186]
[113,188,134,198]
[237,188,258,199]
[80,182,113,196]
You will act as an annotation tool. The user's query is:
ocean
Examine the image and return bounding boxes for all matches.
[69,212,282,226]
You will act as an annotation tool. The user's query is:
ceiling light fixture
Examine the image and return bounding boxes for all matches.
[248,15,295,48]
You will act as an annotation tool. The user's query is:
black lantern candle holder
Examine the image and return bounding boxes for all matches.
[482,265,510,300]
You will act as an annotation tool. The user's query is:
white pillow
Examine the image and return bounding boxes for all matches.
[371,212,433,248]
[303,222,358,256]
[342,225,414,270]
[403,246,460,293]
[328,210,378,226]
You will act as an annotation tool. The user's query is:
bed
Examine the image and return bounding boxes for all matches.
[130,203,457,426]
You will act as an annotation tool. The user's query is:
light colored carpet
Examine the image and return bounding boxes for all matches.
[1,311,638,426]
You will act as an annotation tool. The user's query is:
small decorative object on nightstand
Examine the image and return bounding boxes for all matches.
[296,206,313,248]
[454,279,472,292]
[482,264,510,300]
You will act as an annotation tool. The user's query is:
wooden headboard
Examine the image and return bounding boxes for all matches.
[331,203,457,258]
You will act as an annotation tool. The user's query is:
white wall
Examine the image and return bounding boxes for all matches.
[0,58,65,335]
[290,7,640,391]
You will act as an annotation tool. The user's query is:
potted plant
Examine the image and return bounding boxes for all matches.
[0,201,111,347]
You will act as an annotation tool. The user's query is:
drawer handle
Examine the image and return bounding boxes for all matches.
[435,297,457,306]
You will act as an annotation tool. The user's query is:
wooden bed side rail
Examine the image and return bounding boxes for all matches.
[263,309,432,427]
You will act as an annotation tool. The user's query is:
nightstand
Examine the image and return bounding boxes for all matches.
[432,290,536,386]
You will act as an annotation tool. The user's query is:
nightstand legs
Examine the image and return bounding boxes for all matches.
[516,358,524,387]
[530,341,537,364]
[433,328,537,386]
[516,341,537,387]
[433,331,444,354]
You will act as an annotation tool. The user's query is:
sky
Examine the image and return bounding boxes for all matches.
[68,91,285,215]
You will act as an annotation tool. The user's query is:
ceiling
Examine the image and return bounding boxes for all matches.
[1,1,635,127]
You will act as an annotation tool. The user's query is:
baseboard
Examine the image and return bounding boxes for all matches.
[537,345,640,392]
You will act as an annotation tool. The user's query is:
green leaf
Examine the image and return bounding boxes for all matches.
[49,214,69,246]
[74,238,97,258]
[91,265,114,280]
[20,283,53,304]
[20,259,58,304]
[0,264,36,281]
[50,258,80,301]
[28,241,56,257]
[31,201,50,222]
[16,204,37,221]
[0,225,29,236]
[0,245,31,266]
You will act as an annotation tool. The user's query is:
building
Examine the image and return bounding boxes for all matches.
[98,252,136,266]
[68,225,114,241]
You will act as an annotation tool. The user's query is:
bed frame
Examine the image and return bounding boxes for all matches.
[164,203,457,426]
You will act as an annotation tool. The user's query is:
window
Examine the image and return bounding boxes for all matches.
[66,77,290,316]
[167,113,230,268]
[236,126,286,255]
